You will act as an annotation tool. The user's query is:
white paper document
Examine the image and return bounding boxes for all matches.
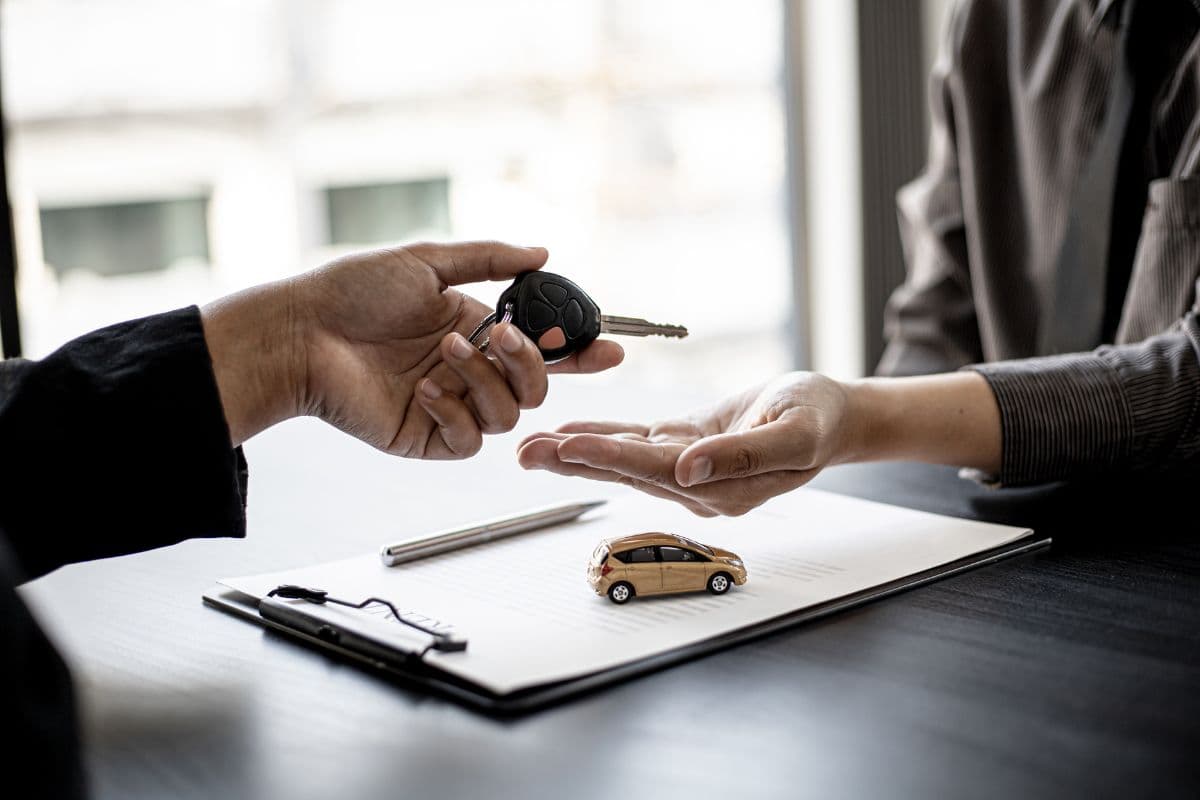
[219,489,1035,695]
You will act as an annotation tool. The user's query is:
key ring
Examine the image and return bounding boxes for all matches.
[466,303,513,353]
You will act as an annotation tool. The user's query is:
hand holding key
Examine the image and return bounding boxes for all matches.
[470,271,688,362]
[205,241,625,459]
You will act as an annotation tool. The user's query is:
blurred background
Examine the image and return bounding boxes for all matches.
[0,0,951,394]
[4,3,961,748]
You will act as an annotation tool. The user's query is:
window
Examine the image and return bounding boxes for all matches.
[39,197,210,278]
[325,179,451,246]
[659,546,689,562]
[624,547,657,564]
[660,547,705,562]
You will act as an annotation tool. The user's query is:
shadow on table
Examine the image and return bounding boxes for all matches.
[812,461,1198,555]
[81,680,259,800]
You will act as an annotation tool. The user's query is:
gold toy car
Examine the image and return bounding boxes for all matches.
[587,532,748,604]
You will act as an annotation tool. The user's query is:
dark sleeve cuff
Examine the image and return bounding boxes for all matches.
[0,306,248,580]
[966,315,1200,486]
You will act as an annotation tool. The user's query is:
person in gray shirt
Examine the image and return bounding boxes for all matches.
[519,0,1200,516]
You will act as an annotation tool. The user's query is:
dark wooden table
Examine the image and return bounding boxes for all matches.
[22,417,1200,800]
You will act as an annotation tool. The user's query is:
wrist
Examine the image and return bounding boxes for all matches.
[840,377,893,464]
[200,279,307,446]
[842,372,1001,471]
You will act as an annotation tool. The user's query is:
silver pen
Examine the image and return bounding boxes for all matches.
[379,499,607,566]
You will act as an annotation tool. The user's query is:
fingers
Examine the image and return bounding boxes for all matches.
[414,378,483,458]
[675,423,807,487]
[518,430,823,517]
[404,320,615,458]
[555,420,652,436]
[486,322,549,409]
[517,430,572,453]
[439,330,537,434]
[555,434,682,486]
[516,434,571,470]
[410,241,548,286]
[516,438,717,517]
[546,340,626,375]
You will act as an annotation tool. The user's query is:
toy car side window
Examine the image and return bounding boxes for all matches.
[612,550,634,564]
[627,546,657,563]
[674,536,714,555]
[662,547,708,562]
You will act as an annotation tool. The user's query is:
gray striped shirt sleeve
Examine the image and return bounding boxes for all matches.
[967,312,1200,485]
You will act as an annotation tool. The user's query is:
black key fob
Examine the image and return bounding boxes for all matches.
[496,271,602,362]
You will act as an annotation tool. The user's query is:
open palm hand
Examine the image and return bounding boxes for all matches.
[517,372,851,515]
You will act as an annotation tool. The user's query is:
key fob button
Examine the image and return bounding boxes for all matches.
[538,327,567,351]
[539,282,568,306]
[562,298,585,337]
[526,299,557,332]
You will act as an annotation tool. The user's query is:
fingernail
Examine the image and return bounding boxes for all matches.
[419,379,442,400]
[450,334,474,360]
[499,324,524,354]
[685,457,713,487]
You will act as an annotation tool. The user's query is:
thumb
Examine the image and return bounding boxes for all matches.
[410,241,549,286]
[675,422,807,487]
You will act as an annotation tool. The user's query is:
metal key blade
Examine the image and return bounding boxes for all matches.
[600,315,688,338]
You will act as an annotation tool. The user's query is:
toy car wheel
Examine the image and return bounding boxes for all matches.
[708,572,732,595]
[608,582,634,604]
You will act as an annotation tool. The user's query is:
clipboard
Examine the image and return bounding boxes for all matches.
[202,533,1049,716]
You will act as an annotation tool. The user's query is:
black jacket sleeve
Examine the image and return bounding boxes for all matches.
[1,305,250,799]
[0,305,248,581]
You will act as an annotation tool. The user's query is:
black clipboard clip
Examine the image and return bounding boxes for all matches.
[263,584,468,655]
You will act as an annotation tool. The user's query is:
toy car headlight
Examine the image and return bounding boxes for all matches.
[727,559,743,568]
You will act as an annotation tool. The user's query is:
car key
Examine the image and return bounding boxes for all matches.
[468,271,688,362]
